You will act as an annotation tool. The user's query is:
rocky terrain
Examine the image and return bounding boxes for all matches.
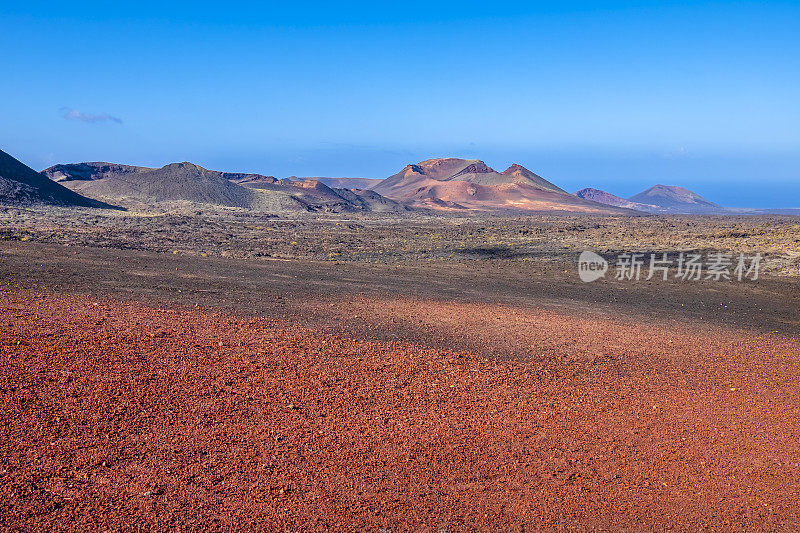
[2,250,800,529]
[2,205,798,275]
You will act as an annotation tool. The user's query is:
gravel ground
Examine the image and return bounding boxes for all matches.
[3,290,800,530]
[2,207,799,529]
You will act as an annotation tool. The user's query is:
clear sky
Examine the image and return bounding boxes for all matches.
[1,1,798,207]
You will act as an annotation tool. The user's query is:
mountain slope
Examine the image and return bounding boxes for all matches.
[240,178,407,213]
[575,188,657,211]
[0,149,109,207]
[44,162,279,188]
[61,162,259,208]
[47,160,405,213]
[43,162,152,182]
[221,173,277,185]
[629,185,723,214]
[575,185,727,214]
[372,158,630,214]
[500,164,566,193]
[287,177,382,190]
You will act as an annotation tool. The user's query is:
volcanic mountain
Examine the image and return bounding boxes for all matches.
[45,161,403,213]
[240,177,406,213]
[0,149,110,207]
[575,188,658,212]
[629,185,723,213]
[218,173,277,185]
[49,162,262,209]
[575,185,726,214]
[289,177,382,190]
[44,162,151,183]
[44,161,279,187]
[371,158,630,213]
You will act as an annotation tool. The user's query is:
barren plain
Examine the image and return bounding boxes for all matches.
[2,207,800,530]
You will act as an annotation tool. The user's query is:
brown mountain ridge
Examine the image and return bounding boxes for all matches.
[371,158,632,214]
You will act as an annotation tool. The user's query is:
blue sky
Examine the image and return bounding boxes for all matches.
[1,1,798,207]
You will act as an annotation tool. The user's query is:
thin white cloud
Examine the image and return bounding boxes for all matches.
[662,146,689,159]
[60,107,122,124]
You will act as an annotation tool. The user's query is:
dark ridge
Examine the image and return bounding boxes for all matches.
[1,150,118,208]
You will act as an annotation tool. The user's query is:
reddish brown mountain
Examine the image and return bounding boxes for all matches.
[500,164,566,193]
[371,158,630,213]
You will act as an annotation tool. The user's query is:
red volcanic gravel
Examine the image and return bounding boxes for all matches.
[2,290,800,530]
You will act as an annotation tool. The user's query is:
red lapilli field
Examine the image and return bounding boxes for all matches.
[2,289,800,530]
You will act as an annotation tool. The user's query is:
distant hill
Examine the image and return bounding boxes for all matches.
[0,149,111,207]
[575,188,657,212]
[44,162,280,189]
[45,160,405,213]
[43,162,152,182]
[575,185,726,214]
[371,158,631,214]
[332,187,407,213]
[287,177,382,190]
[221,173,277,185]
[240,178,407,213]
[629,185,723,213]
[56,162,260,209]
